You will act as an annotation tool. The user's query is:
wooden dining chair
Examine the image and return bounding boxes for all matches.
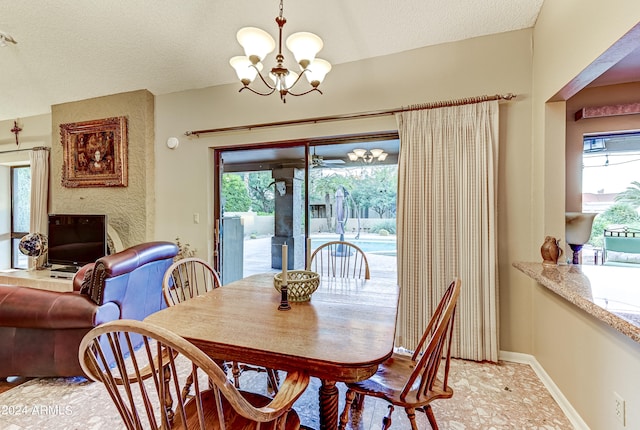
[338,278,462,430]
[163,258,280,393]
[163,257,222,306]
[308,241,370,279]
[79,319,309,430]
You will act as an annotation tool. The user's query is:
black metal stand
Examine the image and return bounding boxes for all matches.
[278,283,291,311]
[569,243,583,264]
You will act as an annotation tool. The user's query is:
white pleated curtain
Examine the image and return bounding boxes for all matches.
[29,147,50,269]
[395,100,499,362]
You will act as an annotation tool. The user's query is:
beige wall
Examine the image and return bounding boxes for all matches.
[154,31,535,355]
[531,1,640,428]
[533,283,640,428]
[566,82,640,211]
[50,90,155,248]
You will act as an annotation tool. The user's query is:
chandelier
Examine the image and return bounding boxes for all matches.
[229,0,331,103]
[348,148,388,164]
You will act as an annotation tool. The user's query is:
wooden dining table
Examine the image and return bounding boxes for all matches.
[144,272,399,429]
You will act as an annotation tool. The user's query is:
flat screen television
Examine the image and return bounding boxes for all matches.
[47,214,108,270]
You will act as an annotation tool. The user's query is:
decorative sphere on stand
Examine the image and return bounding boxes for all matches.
[19,232,48,257]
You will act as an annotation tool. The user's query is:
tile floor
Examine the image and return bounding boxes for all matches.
[0,377,30,395]
[292,359,574,429]
[0,358,573,429]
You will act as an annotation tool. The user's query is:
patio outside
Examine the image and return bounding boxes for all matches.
[223,160,399,282]
[243,232,397,281]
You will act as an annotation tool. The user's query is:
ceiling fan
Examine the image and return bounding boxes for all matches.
[310,148,345,168]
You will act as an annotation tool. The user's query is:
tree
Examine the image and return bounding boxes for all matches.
[589,202,640,248]
[13,167,31,233]
[615,181,640,209]
[309,171,354,230]
[350,166,397,218]
[247,171,275,214]
[221,173,251,212]
[309,171,354,202]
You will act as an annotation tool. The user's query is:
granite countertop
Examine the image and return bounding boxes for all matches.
[513,262,640,344]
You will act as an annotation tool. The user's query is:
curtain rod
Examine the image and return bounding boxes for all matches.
[0,146,49,155]
[185,93,515,137]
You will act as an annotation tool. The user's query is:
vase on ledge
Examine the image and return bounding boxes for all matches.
[541,236,563,266]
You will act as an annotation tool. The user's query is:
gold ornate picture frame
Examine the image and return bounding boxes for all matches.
[60,116,128,188]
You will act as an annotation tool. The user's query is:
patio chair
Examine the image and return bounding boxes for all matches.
[79,319,309,430]
[308,241,370,279]
[338,278,461,430]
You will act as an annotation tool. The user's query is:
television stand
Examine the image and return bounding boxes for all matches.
[50,266,80,279]
[0,269,73,292]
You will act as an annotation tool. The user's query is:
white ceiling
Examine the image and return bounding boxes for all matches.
[0,0,548,122]
[3,0,638,124]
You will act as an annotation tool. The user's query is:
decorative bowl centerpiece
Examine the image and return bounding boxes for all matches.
[273,270,320,302]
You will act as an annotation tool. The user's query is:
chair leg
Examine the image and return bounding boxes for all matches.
[424,405,439,430]
[162,365,174,426]
[181,372,194,399]
[339,389,357,429]
[381,405,394,430]
[266,368,280,394]
[404,407,420,430]
[232,361,241,388]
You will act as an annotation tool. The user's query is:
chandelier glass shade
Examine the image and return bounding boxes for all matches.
[348,149,388,164]
[229,0,331,103]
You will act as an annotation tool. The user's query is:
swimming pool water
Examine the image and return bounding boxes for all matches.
[311,238,397,255]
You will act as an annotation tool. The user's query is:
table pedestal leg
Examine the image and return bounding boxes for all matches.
[319,379,339,429]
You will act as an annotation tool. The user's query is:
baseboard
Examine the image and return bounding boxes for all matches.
[499,351,589,430]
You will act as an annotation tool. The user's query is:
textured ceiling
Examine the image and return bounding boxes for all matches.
[0,0,547,121]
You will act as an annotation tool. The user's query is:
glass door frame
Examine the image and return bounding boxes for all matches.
[212,131,399,281]
[213,140,310,280]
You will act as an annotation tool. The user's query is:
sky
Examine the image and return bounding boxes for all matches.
[582,152,640,194]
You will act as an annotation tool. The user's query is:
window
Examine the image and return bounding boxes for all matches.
[11,165,31,269]
[582,132,640,257]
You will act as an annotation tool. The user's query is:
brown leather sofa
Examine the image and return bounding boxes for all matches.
[0,241,178,378]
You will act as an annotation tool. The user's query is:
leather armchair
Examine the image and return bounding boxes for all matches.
[0,241,178,378]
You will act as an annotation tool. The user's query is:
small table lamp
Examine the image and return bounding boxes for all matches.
[565,212,597,264]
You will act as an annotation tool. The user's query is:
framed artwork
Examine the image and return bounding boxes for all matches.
[60,116,128,188]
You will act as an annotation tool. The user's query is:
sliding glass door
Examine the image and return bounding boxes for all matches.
[215,143,307,284]
[213,133,400,284]
[308,138,399,280]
